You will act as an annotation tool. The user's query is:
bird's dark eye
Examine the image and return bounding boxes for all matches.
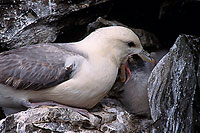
[127,42,136,47]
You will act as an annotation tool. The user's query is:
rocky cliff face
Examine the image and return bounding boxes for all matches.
[0,98,150,132]
[147,35,200,132]
[0,0,113,51]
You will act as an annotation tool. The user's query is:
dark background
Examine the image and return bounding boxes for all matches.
[108,0,200,48]
[54,0,200,49]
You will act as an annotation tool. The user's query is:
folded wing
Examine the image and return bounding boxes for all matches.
[0,44,85,90]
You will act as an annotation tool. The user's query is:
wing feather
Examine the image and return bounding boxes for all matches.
[0,44,85,90]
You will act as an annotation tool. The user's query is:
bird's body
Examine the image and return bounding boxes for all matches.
[0,43,118,114]
[0,26,154,115]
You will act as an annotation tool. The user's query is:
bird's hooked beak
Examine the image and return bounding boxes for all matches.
[120,49,156,83]
[138,49,156,65]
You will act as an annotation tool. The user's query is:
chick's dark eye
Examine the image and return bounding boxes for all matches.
[127,42,136,47]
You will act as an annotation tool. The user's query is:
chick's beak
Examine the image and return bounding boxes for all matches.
[138,49,156,66]
[120,49,156,84]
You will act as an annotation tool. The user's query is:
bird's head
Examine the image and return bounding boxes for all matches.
[82,26,154,66]
[79,26,155,67]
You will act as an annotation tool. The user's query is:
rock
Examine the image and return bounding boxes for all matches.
[0,0,112,51]
[87,17,161,49]
[0,98,150,132]
[147,35,200,132]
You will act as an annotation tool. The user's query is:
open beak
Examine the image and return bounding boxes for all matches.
[138,49,156,66]
[120,49,156,83]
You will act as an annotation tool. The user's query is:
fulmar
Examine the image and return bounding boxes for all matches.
[0,26,155,115]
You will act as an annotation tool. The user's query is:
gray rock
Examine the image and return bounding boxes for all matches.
[0,98,149,132]
[0,0,112,51]
[147,35,200,132]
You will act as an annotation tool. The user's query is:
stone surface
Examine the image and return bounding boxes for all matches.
[0,0,112,51]
[147,35,200,132]
[0,98,150,132]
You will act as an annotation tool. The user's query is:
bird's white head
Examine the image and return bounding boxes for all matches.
[80,26,143,65]
[77,26,155,67]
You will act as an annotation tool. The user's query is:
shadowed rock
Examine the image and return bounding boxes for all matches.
[0,0,113,51]
[147,35,200,132]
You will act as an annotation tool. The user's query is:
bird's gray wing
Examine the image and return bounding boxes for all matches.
[0,44,86,90]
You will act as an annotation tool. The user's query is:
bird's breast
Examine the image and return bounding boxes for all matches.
[74,59,118,108]
[30,58,119,109]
